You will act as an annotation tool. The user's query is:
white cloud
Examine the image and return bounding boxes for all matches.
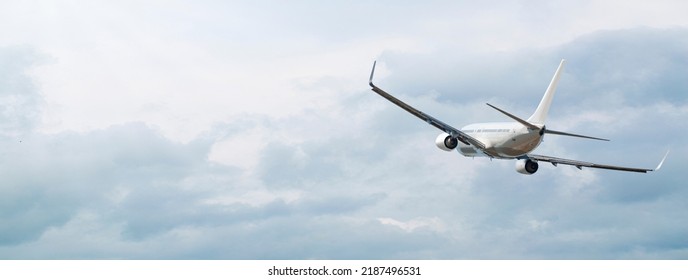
[208,126,270,171]
[378,217,447,233]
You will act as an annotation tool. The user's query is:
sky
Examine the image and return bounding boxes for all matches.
[0,1,687,259]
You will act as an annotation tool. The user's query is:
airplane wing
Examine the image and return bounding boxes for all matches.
[526,151,669,173]
[368,61,486,150]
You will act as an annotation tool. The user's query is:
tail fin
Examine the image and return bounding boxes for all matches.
[527,59,566,124]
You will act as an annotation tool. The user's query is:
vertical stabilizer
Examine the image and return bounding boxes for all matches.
[527,59,566,124]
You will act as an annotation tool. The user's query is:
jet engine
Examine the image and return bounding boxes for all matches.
[515,159,539,175]
[435,133,458,151]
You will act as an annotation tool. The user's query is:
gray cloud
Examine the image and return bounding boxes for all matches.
[0,122,217,245]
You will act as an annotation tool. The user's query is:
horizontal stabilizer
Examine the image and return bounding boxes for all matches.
[486,103,609,141]
[486,103,539,130]
[545,129,609,141]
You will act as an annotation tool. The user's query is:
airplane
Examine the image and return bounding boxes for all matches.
[368,59,668,175]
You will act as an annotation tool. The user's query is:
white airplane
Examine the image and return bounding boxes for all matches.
[368,59,668,175]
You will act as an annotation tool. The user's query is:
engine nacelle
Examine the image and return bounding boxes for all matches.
[435,133,458,152]
[515,159,539,175]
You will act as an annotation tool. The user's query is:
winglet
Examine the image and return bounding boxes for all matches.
[369,61,377,87]
[654,150,670,171]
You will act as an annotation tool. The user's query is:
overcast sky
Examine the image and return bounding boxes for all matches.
[0,1,687,259]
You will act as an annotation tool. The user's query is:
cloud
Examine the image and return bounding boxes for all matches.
[0,122,216,244]
[0,46,46,137]
[378,217,447,233]
[0,2,688,260]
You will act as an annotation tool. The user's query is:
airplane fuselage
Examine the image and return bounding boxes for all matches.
[457,122,544,158]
